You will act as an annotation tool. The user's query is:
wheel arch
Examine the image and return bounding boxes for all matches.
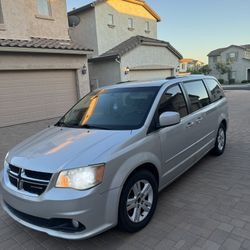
[123,163,160,187]
[221,119,227,131]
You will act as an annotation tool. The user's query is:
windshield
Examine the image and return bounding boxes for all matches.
[56,87,160,130]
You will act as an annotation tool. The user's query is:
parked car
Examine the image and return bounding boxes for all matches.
[0,75,228,240]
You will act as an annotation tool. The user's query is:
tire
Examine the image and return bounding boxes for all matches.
[212,124,226,156]
[118,170,158,233]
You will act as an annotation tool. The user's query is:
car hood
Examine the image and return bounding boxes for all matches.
[7,126,132,173]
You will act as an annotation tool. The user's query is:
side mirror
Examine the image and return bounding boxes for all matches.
[159,112,181,127]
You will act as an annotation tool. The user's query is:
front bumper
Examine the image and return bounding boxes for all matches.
[0,170,120,240]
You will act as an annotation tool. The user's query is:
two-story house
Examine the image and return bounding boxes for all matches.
[0,0,92,128]
[68,0,182,88]
[208,45,250,84]
[179,58,204,74]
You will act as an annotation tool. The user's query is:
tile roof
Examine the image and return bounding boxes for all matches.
[241,44,250,50]
[208,48,229,57]
[180,58,195,63]
[90,35,183,61]
[208,44,250,57]
[0,37,92,53]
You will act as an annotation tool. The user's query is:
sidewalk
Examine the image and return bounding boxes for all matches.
[223,83,250,90]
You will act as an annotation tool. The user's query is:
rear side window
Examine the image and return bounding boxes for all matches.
[184,80,210,112]
[159,85,188,118]
[204,79,225,102]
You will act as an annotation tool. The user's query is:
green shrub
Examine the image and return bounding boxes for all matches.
[241,80,250,84]
[218,79,224,84]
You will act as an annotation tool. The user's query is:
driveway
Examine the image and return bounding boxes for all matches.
[1,91,250,250]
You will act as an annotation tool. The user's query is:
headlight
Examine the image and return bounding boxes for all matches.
[4,152,9,161]
[56,164,105,190]
[4,152,9,168]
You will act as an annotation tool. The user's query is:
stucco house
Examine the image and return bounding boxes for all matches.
[68,0,182,88]
[179,58,204,74]
[0,0,92,128]
[208,45,250,84]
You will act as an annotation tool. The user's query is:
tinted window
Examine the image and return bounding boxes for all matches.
[159,85,188,118]
[205,79,225,102]
[56,87,159,130]
[184,80,210,112]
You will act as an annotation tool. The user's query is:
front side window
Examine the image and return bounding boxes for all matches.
[184,80,210,112]
[57,87,160,130]
[0,0,4,24]
[204,79,224,102]
[37,0,51,16]
[158,85,188,118]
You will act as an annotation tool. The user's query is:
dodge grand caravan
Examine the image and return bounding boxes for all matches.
[0,75,228,239]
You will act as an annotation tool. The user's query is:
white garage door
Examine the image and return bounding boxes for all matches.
[0,70,77,127]
[129,69,172,81]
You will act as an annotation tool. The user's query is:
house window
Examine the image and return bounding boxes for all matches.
[245,51,250,59]
[230,71,236,79]
[37,0,51,17]
[108,14,115,27]
[213,56,221,63]
[229,52,236,58]
[0,0,4,24]
[145,21,150,33]
[227,52,238,63]
[128,18,134,30]
[229,71,236,84]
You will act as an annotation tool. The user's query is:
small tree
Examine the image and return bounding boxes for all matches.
[215,62,232,81]
[200,65,212,75]
[187,65,211,75]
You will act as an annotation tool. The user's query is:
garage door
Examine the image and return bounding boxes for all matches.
[0,70,77,127]
[129,69,172,81]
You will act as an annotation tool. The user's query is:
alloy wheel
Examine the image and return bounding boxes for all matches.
[126,180,153,223]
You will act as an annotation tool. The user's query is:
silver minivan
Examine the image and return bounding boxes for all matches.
[0,75,228,239]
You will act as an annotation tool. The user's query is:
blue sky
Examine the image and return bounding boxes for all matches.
[67,0,250,63]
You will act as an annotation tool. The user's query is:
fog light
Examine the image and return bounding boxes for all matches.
[72,220,80,228]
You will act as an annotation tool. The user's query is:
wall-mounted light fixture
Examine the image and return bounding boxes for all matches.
[125,66,130,75]
[82,64,87,75]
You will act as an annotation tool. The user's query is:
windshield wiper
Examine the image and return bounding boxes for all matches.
[55,121,70,128]
[80,124,111,130]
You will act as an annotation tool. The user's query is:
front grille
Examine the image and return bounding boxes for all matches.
[7,164,52,195]
[6,203,85,233]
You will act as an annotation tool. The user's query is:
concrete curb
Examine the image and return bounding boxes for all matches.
[223,84,250,90]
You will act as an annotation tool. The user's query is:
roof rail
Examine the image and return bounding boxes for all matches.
[116,80,134,84]
[165,76,182,80]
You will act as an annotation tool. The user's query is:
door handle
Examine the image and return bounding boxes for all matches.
[186,121,194,128]
[196,117,203,123]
